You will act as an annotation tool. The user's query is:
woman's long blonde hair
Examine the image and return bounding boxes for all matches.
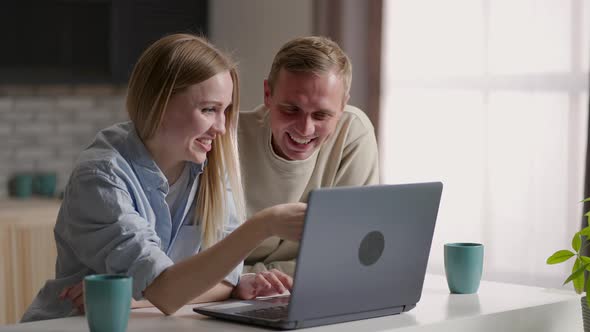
[126,33,245,248]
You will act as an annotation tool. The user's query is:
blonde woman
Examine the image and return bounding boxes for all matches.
[21,34,305,322]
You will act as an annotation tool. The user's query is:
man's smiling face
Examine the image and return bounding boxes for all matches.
[265,68,347,161]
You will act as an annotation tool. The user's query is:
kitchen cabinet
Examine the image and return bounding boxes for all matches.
[0,199,60,325]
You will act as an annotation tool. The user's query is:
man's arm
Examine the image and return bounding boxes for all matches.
[243,260,296,276]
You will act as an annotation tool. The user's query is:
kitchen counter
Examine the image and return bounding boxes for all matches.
[0,198,62,222]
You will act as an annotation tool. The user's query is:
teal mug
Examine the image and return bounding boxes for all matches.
[10,174,33,199]
[84,274,132,332]
[444,243,484,294]
[33,172,57,197]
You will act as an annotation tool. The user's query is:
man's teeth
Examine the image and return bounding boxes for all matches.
[197,138,212,145]
[288,133,313,144]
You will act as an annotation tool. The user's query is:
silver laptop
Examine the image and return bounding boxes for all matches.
[194,182,443,330]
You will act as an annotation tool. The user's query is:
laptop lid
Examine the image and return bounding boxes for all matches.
[287,182,442,322]
[194,182,443,329]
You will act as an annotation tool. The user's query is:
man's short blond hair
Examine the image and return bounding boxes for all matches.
[267,36,352,98]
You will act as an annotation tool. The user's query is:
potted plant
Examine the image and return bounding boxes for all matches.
[547,198,590,331]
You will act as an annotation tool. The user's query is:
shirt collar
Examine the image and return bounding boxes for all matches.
[125,124,205,193]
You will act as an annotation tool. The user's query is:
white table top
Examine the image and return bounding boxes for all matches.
[1,274,583,331]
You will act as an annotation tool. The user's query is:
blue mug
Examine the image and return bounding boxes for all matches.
[33,172,57,197]
[444,243,484,294]
[10,174,33,199]
[84,274,132,332]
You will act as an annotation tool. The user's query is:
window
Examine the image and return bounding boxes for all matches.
[381,0,589,287]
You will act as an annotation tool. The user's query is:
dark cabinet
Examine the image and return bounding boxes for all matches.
[0,0,208,84]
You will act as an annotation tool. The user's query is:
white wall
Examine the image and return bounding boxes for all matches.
[209,0,314,110]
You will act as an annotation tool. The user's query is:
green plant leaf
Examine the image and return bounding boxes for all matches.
[565,261,587,282]
[581,197,590,203]
[547,250,575,264]
[581,227,590,237]
[573,259,585,293]
[564,262,588,287]
[582,256,590,265]
[573,233,582,252]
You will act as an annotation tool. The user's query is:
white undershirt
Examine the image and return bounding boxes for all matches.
[166,163,190,216]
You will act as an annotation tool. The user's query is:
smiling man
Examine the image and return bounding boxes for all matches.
[238,36,380,276]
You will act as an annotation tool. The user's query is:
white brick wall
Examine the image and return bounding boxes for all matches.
[15,123,54,135]
[0,85,128,198]
[15,147,55,160]
[0,98,13,111]
[57,123,95,135]
[0,124,12,135]
[14,97,55,111]
[56,97,94,110]
[2,111,35,122]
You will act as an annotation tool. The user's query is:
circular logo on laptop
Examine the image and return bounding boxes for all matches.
[358,231,385,266]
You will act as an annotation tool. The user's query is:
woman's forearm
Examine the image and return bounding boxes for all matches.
[132,281,233,309]
[144,216,268,314]
[190,281,233,303]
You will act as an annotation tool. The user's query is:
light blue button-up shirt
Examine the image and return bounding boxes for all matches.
[21,122,243,322]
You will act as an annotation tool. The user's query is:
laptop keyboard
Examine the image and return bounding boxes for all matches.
[238,305,289,320]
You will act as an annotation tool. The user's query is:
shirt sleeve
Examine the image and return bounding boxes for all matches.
[60,167,173,300]
[219,186,244,286]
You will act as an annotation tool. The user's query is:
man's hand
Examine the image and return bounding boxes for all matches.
[232,269,293,300]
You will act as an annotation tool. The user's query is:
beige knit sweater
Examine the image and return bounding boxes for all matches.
[238,104,380,275]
